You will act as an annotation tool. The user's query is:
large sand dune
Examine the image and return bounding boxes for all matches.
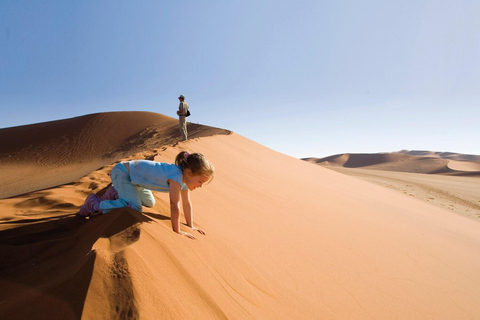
[0,112,230,199]
[1,113,480,319]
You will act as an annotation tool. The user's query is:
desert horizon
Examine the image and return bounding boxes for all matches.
[303,151,480,220]
[1,111,480,319]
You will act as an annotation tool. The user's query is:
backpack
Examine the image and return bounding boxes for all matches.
[185,108,191,117]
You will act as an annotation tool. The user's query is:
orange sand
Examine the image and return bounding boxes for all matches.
[1,112,480,319]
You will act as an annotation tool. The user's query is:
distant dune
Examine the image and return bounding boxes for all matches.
[447,160,480,172]
[399,150,480,161]
[303,150,480,176]
[1,113,480,319]
[303,151,480,219]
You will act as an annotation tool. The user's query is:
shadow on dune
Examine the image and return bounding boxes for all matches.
[142,211,170,221]
[0,206,154,320]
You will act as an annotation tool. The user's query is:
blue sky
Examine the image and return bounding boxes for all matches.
[1,0,479,158]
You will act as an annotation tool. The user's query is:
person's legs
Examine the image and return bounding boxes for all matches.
[183,118,188,140]
[79,194,102,217]
[99,163,143,213]
[137,187,155,208]
[101,184,119,201]
[179,116,187,140]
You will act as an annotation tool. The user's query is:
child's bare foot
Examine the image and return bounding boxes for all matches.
[179,231,195,239]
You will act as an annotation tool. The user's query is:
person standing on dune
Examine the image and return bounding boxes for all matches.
[176,94,189,141]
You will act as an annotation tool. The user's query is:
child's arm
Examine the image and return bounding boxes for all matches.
[181,189,206,235]
[169,180,195,239]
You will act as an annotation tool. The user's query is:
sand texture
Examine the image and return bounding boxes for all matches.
[1,112,480,319]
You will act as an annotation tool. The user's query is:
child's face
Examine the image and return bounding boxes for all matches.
[184,171,210,191]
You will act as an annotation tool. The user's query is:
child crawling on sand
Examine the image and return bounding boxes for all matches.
[79,151,214,239]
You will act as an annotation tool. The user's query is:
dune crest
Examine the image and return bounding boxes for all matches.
[0,112,230,199]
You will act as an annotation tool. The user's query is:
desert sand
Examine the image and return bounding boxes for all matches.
[304,152,480,219]
[1,112,480,319]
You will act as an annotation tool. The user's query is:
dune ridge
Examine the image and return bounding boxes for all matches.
[0,112,230,199]
[1,113,480,319]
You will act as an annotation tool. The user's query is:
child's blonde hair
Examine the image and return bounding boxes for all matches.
[175,151,214,183]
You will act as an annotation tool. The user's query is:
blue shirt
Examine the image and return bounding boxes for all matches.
[128,160,188,192]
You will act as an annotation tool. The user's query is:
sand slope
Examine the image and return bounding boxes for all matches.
[0,112,230,199]
[1,115,480,319]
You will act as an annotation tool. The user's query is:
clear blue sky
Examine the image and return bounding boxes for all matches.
[1,1,479,158]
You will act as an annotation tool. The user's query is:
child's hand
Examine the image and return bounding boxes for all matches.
[179,231,196,239]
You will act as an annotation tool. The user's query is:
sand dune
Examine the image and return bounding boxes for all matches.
[303,152,448,173]
[447,160,480,172]
[0,112,230,199]
[304,151,480,219]
[304,151,480,175]
[1,113,480,319]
